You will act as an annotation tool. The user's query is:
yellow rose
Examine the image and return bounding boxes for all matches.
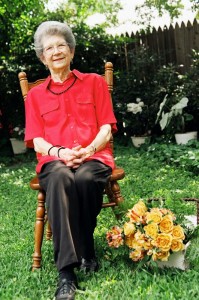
[123,222,136,236]
[143,239,153,251]
[153,233,173,252]
[159,215,174,233]
[125,236,143,250]
[146,209,162,224]
[144,223,159,239]
[172,225,185,240]
[132,239,143,249]
[171,239,185,252]
[152,250,170,261]
[125,234,135,248]
[129,249,145,261]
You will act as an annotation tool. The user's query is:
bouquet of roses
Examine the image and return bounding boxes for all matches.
[106,200,186,263]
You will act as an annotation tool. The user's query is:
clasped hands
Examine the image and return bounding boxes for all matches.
[58,145,95,168]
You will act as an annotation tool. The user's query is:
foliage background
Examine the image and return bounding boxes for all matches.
[0,0,198,152]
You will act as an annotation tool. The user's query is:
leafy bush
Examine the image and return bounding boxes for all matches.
[113,46,160,137]
[182,50,199,132]
[156,96,193,134]
[113,48,199,140]
[147,140,199,174]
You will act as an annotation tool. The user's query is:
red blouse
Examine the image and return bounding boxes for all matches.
[25,69,117,173]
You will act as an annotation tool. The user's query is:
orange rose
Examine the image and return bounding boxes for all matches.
[153,233,173,252]
[124,222,136,236]
[129,249,145,261]
[133,200,147,216]
[152,250,170,261]
[171,239,185,252]
[126,209,140,223]
[172,225,185,240]
[160,208,176,220]
[135,231,150,250]
[106,226,124,248]
[134,230,146,243]
[125,230,148,250]
[144,223,159,239]
[159,215,174,233]
[127,200,147,222]
[146,209,162,224]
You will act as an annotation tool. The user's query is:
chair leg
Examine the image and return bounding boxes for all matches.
[32,190,45,270]
[106,180,124,219]
[46,221,52,240]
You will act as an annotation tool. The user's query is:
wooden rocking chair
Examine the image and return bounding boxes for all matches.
[18,62,125,270]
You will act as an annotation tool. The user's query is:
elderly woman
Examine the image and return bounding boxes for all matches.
[25,21,117,300]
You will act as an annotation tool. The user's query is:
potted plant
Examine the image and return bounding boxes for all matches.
[125,98,152,147]
[9,124,26,154]
[156,95,197,144]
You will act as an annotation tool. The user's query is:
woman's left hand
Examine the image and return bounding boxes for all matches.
[66,145,94,168]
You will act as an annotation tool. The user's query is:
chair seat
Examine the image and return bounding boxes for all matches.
[30,167,125,190]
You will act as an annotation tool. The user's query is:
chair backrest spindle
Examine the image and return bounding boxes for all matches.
[18,72,29,100]
[104,62,113,95]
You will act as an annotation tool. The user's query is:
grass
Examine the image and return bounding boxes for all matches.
[0,141,199,300]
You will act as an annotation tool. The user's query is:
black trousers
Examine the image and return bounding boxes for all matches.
[38,159,112,271]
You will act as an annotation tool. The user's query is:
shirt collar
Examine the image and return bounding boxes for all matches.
[72,69,84,80]
[43,69,84,90]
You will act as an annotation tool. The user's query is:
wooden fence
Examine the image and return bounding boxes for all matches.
[121,19,199,73]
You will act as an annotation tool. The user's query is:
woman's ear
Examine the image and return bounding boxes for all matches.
[70,48,75,61]
[40,55,46,66]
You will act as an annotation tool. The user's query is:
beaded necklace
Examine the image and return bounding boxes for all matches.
[47,76,77,95]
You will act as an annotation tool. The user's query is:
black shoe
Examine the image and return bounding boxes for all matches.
[80,258,99,273]
[55,278,77,300]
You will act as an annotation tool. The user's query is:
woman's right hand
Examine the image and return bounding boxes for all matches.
[58,146,84,168]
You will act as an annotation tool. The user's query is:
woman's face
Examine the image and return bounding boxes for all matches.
[41,35,74,72]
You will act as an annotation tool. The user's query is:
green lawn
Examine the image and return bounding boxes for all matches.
[0,141,199,300]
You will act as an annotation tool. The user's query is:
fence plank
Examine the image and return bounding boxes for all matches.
[123,19,198,73]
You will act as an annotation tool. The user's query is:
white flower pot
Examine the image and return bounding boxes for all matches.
[157,215,197,270]
[131,136,151,148]
[175,131,198,145]
[157,249,189,270]
[10,138,26,154]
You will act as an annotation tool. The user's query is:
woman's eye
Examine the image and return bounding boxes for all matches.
[46,46,53,51]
